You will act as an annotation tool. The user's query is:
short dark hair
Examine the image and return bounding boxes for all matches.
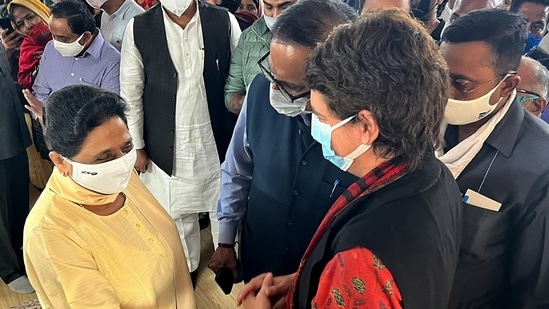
[50,0,96,35]
[43,85,128,158]
[441,9,527,75]
[271,0,358,49]
[510,0,549,12]
[306,8,448,171]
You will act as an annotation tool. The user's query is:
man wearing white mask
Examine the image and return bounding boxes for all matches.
[224,0,297,114]
[438,9,549,308]
[85,0,143,51]
[208,0,358,284]
[448,0,504,23]
[23,0,120,123]
[120,0,240,287]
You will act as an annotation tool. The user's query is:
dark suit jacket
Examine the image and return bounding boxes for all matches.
[447,99,549,308]
[0,45,31,161]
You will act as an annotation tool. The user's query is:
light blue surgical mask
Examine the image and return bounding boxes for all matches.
[311,113,371,171]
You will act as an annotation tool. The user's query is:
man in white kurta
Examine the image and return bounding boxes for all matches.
[120,0,241,278]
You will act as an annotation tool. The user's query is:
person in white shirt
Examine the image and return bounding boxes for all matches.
[120,0,240,286]
[86,0,143,50]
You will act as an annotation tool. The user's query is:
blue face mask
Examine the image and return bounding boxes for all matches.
[525,32,542,53]
[311,114,371,172]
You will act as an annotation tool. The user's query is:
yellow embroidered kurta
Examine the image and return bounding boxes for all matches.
[23,169,196,309]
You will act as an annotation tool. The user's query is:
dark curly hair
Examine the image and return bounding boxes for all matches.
[305,9,449,171]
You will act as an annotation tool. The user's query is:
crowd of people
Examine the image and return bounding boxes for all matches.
[1,0,549,308]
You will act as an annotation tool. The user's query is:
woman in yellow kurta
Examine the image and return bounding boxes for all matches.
[23,85,196,309]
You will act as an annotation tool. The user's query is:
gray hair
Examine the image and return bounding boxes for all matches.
[521,56,549,98]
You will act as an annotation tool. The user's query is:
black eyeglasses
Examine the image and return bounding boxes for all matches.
[258,52,310,103]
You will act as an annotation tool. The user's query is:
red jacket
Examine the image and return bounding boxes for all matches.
[18,24,51,89]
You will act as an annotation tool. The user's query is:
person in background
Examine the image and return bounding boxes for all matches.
[440,0,456,21]
[23,0,120,123]
[438,9,549,308]
[413,0,446,41]
[24,85,196,308]
[0,39,33,295]
[234,0,260,30]
[209,0,358,284]
[510,0,549,53]
[6,0,53,177]
[85,0,144,51]
[236,0,260,16]
[448,0,504,23]
[238,8,462,309]
[225,0,297,114]
[361,0,411,13]
[121,0,240,286]
[517,56,549,117]
[7,0,51,89]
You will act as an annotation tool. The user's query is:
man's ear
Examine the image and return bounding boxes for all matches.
[356,110,379,146]
[49,151,72,176]
[79,31,93,46]
[532,97,548,116]
[500,75,520,98]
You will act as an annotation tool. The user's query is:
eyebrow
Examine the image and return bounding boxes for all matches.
[263,0,292,7]
[92,138,133,161]
[449,73,474,81]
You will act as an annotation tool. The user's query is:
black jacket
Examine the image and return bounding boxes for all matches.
[0,45,31,161]
[295,156,463,309]
[447,99,549,308]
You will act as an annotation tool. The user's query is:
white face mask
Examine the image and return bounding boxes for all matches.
[53,33,86,57]
[269,86,309,117]
[445,79,505,125]
[264,14,277,30]
[162,0,193,17]
[66,148,137,195]
[86,0,107,9]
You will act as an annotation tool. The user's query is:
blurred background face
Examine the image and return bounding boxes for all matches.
[517,2,549,38]
[236,0,258,16]
[11,5,41,35]
[262,0,295,18]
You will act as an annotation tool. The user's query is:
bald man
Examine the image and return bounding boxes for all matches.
[517,56,549,117]
[361,0,411,13]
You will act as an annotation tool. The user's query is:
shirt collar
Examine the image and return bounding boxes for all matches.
[485,95,524,157]
[110,0,134,19]
[77,30,104,60]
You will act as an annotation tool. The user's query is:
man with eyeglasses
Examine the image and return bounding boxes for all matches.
[517,56,549,118]
[438,9,549,308]
[208,0,358,284]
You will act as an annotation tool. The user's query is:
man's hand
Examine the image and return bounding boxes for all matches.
[22,89,44,125]
[229,93,245,115]
[237,272,295,307]
[1,29,23,58]
[135,149,150,173]
[207,246,238,282]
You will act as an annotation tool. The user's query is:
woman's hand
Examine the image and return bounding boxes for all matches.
[240,272,274,309]
[237,272,295,308]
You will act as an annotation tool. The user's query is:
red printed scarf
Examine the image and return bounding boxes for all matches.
[285,156,408,308]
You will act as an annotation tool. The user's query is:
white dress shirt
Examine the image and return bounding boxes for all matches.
[120,3,241,215]
[100,0,144,51]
